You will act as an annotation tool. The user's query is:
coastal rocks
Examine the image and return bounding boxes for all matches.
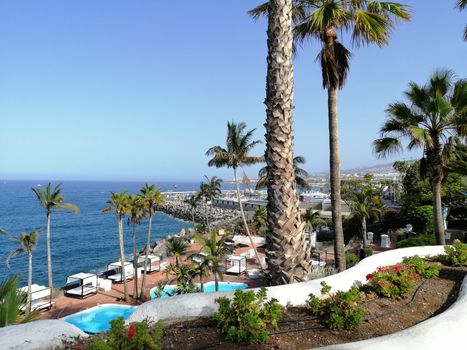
[157,197,240,228]
[0,319,87,350]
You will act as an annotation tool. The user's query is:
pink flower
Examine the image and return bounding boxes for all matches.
[366,273,374,280]
[128,325,136,340]
[393,266,402,272]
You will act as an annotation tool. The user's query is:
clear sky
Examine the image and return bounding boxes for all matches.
[0,0,465,182]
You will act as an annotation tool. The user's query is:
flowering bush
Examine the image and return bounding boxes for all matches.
[86,317,163,350]
[365,265,420,299]
[308,281,366,330]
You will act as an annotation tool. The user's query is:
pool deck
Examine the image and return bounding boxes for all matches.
[41,241,267,319]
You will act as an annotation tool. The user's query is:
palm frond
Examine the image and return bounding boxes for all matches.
[247,2,268,20]
[55,203,80,214]
[352,10,391,46]
[373,137,402,158]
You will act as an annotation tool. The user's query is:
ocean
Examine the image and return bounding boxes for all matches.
[0,180,207,288]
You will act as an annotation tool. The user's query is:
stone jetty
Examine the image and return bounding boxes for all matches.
[157,195,241,228]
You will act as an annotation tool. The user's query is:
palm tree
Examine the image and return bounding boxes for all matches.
[32,183,79,290]
[250,1,410,273]
[302,208,326,232]
[128,195,145,299]
[342,176,384,247]
[138,184,165,300]
[189,254,210,293]
[184,193,200,225]
[258,0,314,284]
[102,191,131,302]
[198,176,223,232]
[374,70,466,245]
[206,121,265,270]
[256,155,311,191]
[164,263,198,294]
[0,276,39,327]
[455,0,467,40]
[193,230,234,291]
[165,237,188,267]
[4,231,39,314]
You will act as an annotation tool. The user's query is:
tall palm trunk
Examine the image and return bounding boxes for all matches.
[199,273,204,292]
[328,87,346,272]
[132,222,138,298]
[233,168,265,270]
[214,273,219,292]
[140,214,152,300]
[118,215,129,301]
[27,252,32,314]
[46,210,53,290]
[432,179,445,245]
[428,147,446,245]
[265,0,312,285]
[361,216,367,248]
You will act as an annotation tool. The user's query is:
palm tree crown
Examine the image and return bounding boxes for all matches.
[206,121,263,170]
[32,183,80,214]
[102,191,131,218]
[5,231,39,269]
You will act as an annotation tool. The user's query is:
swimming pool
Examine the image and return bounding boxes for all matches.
[63,304,136,333]
[150,281,248,299]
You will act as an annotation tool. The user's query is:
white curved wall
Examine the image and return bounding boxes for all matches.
[129,246,446,323]
[0,319,87,350]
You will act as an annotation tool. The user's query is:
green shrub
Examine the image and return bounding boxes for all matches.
[365,265,421,299]
[85,317,163,350]
[402,256,441,278]
[363,248,373,257]
[406,205,434,234]
[86,339,112,350]
[441,240,467,266]
[213,287,281,344]
[346,252,359,267]
[307,282,366,331]
[396,234,436,248]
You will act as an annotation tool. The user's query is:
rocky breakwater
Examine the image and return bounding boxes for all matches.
[157,195,241,228]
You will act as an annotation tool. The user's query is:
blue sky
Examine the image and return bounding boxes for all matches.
[0,0,465,182]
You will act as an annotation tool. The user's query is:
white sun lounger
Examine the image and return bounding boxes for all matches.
[19,284,54,311]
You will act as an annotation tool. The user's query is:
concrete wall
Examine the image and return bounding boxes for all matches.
[129,246,446,323]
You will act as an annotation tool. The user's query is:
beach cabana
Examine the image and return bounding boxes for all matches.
[137,255,160,273]
[105,261,134,283]
[226,255,247,275]
[64,273,98,299]
[19,284,53,310]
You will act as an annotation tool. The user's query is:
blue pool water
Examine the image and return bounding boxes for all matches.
[63,304,136,333]
[150,281,248,299]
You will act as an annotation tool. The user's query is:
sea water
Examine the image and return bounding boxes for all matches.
[0,180,199,287]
